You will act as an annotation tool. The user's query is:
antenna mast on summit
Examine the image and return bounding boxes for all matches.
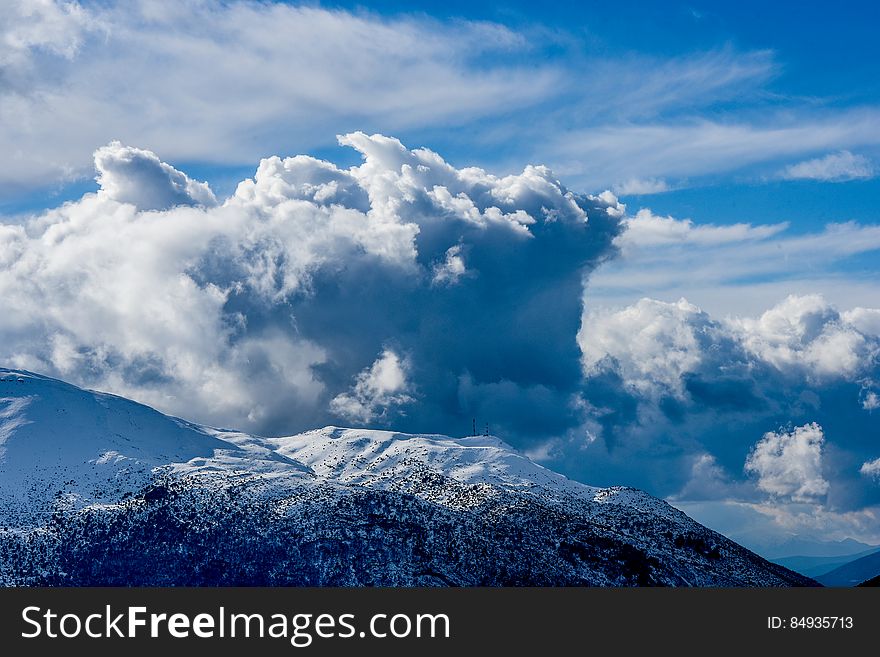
[472,418,476,437]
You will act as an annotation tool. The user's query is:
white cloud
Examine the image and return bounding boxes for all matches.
[580,294,880,396]
[731,294,878,379]
[0,0,562,189]
[588,209,880,316]
[614,209,788,252]
[0,133,621,436]
[580,297,709,397]
[781,150,874,182]
[432,244,467,286]
[611,178,671,196]
[861,458,880,480]
[330,349,414,423]
[862,391,880,411]
[95,142,217,210]
[575,293,880,550]
[549,112,880,191]
[5,2,879,198]
[594,48,777,121]
[0,0,95,65]
[744,423,829,502]
[843,307,880,337]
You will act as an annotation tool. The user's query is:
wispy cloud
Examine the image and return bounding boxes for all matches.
[780,150,875,182]
[0,1,561,189]
[548,112,880,190]
[5,1,879,198]
[861,458,880,480]
[588,209,880,315]
[612,178,672,196]
[565,47,778,122]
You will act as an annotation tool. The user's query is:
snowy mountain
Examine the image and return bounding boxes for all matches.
[0,369,815,586]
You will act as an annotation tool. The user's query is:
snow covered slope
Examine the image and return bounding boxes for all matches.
[268,427,598,497]
[0,370,317,518]
[0,369,814,586]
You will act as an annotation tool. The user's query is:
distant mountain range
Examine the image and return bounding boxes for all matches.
[817,550,880,587]
[761,537,878,560]
[773,548,880,579]
[0,369,816,586]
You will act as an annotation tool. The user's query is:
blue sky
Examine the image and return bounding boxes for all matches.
[4,0,880,230]
[1,0,879,555]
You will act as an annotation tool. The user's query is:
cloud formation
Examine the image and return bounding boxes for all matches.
[611,178,672,196]
[550,112,880,190]
[731,295,878,379]
[568,293,880,547]
[330,349,414,424]
[581,297,709,398]
[95,142,217,210]
[0,0,561,190]
[581,294,880,396]
[0,133,623,443]
[588,208,880,316]
[582,210,880,547]
[0,0,93,67]
[860,458,880,480]
[744,423,829,502]
[4,1,880,200]
[2,130,879,549]
[781,150,874,182]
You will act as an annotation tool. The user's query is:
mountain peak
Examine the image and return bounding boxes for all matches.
[0,369,815,587]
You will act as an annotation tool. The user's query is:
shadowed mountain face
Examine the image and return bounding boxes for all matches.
[817,550,880,587]
[0,369,816,587]
[772,548,880,579]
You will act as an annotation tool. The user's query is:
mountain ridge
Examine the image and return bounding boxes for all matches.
[0,368,816,586]
[817,550,880,587]
[772,548,880,578]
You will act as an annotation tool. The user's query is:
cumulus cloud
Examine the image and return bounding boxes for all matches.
[568,291,880,549]
[672,417,880,551]
[431,244,468,286]
[744,423,829,501]
[780,150,874,182]
[0,133,622,440]
[843,307,880,337]
[580,294,880,397]
[581,298,710,397]
[860,458,880,480]
[330,349,413,423]
[730,295,879,379]
[95,142,217,210]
